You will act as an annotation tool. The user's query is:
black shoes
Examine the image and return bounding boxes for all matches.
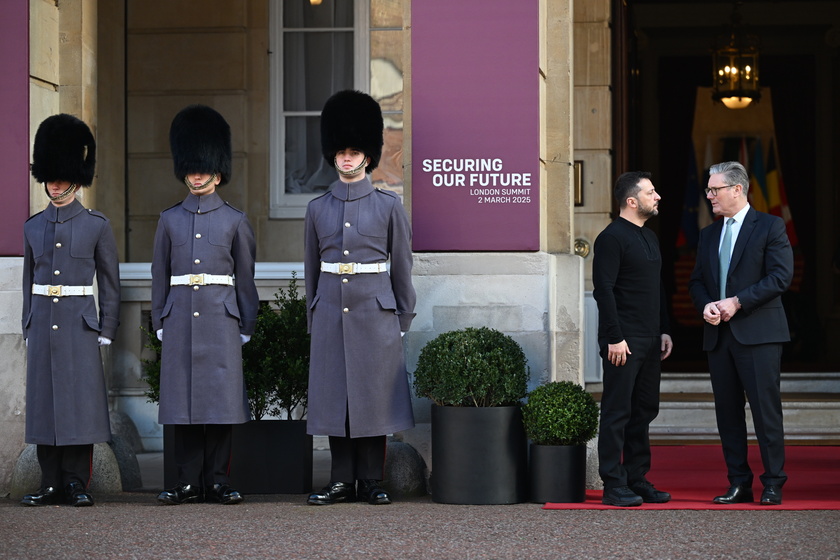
[760,485,783,505]
[358,479,392,505]
[157,483,202,505]
[20,486,62,507]
[308,481,357,505]
[307,480,392,505]
[629,480,671,503]
[601,486,643,507]
[205,483,243,505]
[21,484,93,507]
[713,484,754,504]
[64,482,94,507]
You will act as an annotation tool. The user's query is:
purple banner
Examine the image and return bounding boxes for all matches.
[411,0,539,251]
[0,0,29,256]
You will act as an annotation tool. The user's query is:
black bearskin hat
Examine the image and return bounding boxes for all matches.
[31,114,96,187]
[169,104,232,186]
[320,90,384,172]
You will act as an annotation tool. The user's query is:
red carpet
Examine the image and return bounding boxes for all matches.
[544,445,840,510]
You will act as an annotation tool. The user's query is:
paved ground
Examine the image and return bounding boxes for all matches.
[2,452,839,560]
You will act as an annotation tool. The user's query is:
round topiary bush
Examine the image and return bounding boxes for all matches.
[413,327,529,407]
[522,381,599,446]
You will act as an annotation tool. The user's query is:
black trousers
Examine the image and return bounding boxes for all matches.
[328,434,387,482]
[37,444,93,489]
[173,424,233,488]
[597,336,662,490]
[708,324,786,487]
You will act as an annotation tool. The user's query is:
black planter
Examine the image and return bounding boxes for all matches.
[528,443,587,503]
[163,420,313,494]
[230,420,313,494]
[431,404,528,504]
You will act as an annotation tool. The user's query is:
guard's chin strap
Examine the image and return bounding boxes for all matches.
[334,157,369,177]
[44,183,78,202]
[184,173,217,191]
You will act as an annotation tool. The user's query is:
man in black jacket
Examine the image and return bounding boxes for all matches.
[593,171,673,507]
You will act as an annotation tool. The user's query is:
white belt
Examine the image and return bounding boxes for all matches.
[32,284,94,297]
[170,274,235,286]
[321,262,387,275]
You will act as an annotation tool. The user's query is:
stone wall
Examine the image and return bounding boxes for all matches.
[0,258,26,496]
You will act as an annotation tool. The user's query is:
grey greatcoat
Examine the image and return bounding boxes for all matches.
[151,191,258,425]
[22,199,120,446]
[304,177,416,438]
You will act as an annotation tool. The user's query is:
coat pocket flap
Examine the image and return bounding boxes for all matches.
[82,314,101,332]
[376,293,397,311]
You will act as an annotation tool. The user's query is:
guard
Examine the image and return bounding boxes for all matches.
[152,105,259,505]
[21,114,121,507]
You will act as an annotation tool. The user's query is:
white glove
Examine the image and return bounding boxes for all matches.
[156,329,163,341]
[240,334,251,345]
[401,332,406,338]
[98,336,112,347]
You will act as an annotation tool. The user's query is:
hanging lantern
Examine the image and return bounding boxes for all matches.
[712,3,761,109]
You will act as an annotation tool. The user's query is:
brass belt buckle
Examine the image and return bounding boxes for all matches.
[189,274,205,286]
[48,285,62,297]
[339,263,354,275]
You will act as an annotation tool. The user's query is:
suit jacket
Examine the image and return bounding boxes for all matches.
[688,207,793,351]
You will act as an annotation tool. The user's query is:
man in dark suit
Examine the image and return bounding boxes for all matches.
[689,161,793,506]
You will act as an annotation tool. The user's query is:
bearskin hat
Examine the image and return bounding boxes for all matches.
[320,90,384,172]
[31,114,96,187]
[169,104,232,186]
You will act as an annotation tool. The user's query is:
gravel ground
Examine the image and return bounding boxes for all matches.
[2,492,839,560]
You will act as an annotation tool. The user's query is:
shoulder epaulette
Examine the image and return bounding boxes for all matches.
[223,201,246,215]
[24,210,45,223]
[87,208,109,221]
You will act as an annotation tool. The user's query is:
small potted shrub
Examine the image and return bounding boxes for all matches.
[141,273,312,493]
[413,327,530,504]
[522,381,599,503]
[232,272,312,493]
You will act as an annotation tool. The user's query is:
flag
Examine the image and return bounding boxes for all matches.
[699,137,714,230]
[748,138,769,213]
[738,136,749,171]
[677,141,701,249]
[766,138,799,248]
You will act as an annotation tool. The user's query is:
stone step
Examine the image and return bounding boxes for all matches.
[658,372,840,394]
[588,372,840,444]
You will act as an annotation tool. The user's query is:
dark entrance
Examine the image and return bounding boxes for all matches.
[615,0,840,372]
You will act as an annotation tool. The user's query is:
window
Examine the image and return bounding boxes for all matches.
[270,0,404,218]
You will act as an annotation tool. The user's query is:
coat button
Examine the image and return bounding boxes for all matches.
[53,298,59,303]
[194,285,200,291]
[193,312,200,317]
[55,242,62,248]
[343,308,349,313]
[344,222,351,228]
[194,259,201,264]
[343,250,350,256]
[195,233,202,238]
[54,270,60,275]
[342,278,348,284]
[52,325,59,330]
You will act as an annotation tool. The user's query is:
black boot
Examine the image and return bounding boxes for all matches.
[205,483,243,505]
[358,479,391,505]
[65,482,94,507]
[20,486,62,507]
[307,481,356,505]
[157,483,202,505]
